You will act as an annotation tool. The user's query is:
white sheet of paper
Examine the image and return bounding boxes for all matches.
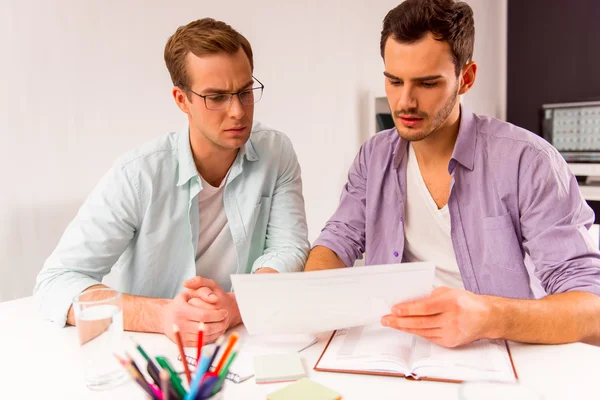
[231,262,435,335]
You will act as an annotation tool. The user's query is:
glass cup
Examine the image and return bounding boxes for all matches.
[459,381,543,400]
[73,288,128,390]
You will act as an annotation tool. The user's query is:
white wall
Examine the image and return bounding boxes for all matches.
[463,0,507,120]
[0,0,506,302]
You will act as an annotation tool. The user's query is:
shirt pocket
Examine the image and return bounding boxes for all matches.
[482,213,523,271]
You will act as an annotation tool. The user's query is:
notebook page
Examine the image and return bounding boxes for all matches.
[411,338,516,382]
[316,324,414,374]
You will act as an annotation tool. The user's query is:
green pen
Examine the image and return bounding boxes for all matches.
[156,356,187,398]
[132,339,161,373]
[212,346,239,395]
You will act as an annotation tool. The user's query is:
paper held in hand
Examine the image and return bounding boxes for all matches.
[231,262,435,335]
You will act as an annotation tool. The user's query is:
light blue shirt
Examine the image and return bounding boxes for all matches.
[34,121,310,326]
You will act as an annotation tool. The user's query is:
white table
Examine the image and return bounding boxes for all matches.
[1,297,599,399]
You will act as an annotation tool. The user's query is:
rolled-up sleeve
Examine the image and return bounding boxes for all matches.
[33,161,140,326]
[312,143,369,268]
[520,147,600,296]
[251,136,310,273]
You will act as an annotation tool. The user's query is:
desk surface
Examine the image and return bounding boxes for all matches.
[1,297,599,400]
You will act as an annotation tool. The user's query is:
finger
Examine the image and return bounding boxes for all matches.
[178,300,228,323]
[203,321,228,338]
[392,296,447,317]
[381,317,443,338]
[188,286,219,303]
[254,267,279,274]
[179,332,200,347]
[390,326,443,339]
[188,297,219,310]
[381,314,444,330]
[426,336,462,348]
[183,276,218,291]
[180,321,226,347]
[204,329,226,344]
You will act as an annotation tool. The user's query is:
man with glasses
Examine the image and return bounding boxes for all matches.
[34,18,310,345]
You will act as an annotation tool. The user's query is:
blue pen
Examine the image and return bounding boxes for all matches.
[184,356,210,400]
[196,376,219,400]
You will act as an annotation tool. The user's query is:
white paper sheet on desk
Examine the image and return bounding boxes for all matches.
[231,262,435,335]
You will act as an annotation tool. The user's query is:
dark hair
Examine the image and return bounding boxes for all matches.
[380,0,474,76]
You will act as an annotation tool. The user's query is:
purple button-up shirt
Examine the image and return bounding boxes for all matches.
[314,109,600,299]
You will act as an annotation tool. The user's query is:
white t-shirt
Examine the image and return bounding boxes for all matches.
[403,144,465,289]
[195,172,238,292]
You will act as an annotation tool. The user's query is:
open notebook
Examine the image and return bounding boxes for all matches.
[315,323,517,383]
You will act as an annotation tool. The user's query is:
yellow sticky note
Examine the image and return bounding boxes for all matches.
[267,378,342,400]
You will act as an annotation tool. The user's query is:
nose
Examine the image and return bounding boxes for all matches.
[396,85,418,112]
[227,94,246,119]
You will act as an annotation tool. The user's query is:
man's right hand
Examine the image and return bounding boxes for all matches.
[161,291,228,346]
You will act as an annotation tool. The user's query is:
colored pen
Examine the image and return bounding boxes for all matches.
[196,322,205,368]
[115,354,159,400]
[212,346,238,395]
[214,332,238,375]
[207,335,225,372]
[148,360,179,400]
[156,356,187,398]
[173,324,192,385]
[160,369,172,400]
[196,376,219,400]
[184,356,209,400]
[133,338,161,372]
[149,383,164,400]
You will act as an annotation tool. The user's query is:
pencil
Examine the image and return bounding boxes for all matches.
[132,338,161,372]
[207,335,225,373]
[114,354,157,399]
[125,353,145,380]
[160,370,171,400]
[134,376,159,400]
[196,322,205,368]
[212,345,238,395]
[156,356,187,398]
[215,332,238,375]
[173,324,192,385]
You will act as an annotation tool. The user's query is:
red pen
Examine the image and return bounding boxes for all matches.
[196,322,205,368]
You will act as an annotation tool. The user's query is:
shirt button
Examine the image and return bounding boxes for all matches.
[393,251,399,257]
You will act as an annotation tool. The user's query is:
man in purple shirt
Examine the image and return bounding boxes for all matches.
[305,0,600,347]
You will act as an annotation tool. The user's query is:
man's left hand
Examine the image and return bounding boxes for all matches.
[182,269,278,341]
[381,286,494,348]
[182,277,241,342]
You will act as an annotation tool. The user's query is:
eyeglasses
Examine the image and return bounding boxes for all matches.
[185,76,264,111]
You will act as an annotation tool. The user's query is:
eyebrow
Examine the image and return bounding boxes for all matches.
[201,79,255,95]
[383,72,444,82]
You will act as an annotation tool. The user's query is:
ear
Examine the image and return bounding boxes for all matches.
[458,61,477,95]
[172,86,191,114]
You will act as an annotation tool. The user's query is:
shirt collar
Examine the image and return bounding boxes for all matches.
[176,122,260,187]
[449,106,476,172]
[392,106,476,172]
